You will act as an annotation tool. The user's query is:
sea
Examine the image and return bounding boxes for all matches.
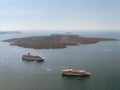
[0,30,120,90]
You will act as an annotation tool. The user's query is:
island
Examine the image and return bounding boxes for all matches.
[3,34,118,49]
[0,31,21,34]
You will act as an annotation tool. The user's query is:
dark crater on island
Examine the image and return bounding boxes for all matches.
[3,34,118,49]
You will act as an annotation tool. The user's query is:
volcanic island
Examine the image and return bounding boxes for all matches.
[3,34,118,49]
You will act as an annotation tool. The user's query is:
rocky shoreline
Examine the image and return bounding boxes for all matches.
[3,34,118,49]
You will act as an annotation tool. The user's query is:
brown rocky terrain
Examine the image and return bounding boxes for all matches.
[3,34,118,49]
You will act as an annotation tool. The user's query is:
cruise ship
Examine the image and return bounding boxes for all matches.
[62,68,91,77]
[22,53,44,62]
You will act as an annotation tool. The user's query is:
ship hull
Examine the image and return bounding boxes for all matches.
[62,73,90,77]
[22,57,44,62]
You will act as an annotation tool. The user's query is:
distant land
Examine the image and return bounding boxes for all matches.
[4,34,118,49]
[0,31,21,34]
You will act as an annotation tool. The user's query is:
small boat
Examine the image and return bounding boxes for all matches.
[22,53,44,62]
[77,77,81,80]
[62,68,91,77]
[46,68,50,72]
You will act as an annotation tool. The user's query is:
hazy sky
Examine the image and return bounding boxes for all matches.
[0,0,120,31]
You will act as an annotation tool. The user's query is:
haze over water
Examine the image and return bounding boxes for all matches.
[0,31,120,90]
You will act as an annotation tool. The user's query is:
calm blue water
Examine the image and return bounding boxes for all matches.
[0,30,120,90]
